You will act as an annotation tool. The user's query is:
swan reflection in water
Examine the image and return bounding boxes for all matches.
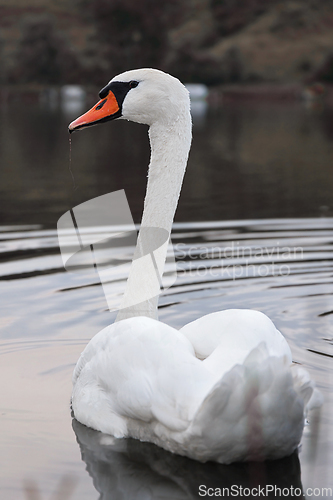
[72,418,304,499]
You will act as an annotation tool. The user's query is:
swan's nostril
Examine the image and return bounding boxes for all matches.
[95,99,107,111]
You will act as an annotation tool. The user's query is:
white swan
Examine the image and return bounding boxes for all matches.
[68,68,321,464]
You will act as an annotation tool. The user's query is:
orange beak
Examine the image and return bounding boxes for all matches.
[68,91,120,132]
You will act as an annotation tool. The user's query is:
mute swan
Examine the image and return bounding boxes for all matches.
[68,68,321,464]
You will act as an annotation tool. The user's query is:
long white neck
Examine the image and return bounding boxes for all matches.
[116,107,192,321]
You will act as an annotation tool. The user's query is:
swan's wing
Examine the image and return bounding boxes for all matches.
[72,317,216,437]
[186,343,305,463]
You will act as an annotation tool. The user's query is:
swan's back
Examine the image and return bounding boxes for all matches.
[180,309,292,378]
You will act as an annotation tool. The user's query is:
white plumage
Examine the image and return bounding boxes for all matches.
[70,68,321,463]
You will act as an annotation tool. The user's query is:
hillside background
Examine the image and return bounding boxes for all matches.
[1,0,333,87]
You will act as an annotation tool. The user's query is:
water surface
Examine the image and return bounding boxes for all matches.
[1,219,332,499]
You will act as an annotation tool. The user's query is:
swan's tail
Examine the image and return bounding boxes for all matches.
[290,363,323,413]
[186,343,321,464]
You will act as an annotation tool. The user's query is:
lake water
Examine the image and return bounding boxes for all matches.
[0,92,333,499]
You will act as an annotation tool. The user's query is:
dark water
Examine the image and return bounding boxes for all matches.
[1,95,333,226]
[0,94,333,499]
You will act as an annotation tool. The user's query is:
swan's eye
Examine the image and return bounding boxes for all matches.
[129,81,139,89]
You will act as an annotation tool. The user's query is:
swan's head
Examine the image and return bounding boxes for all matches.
[68,68,190,131]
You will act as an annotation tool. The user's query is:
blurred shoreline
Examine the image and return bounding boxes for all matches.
[2,1,333,89]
